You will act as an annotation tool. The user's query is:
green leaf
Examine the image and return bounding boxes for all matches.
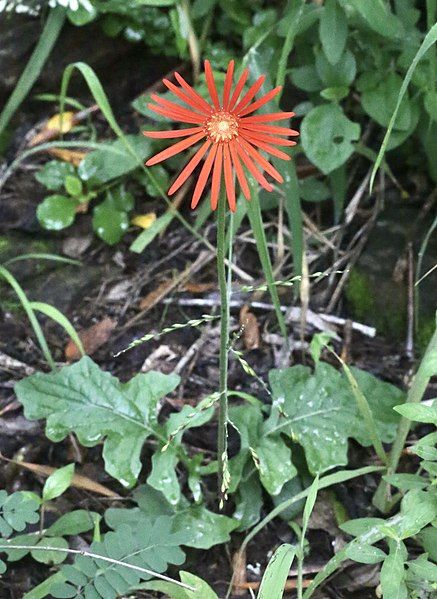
[37,195,76,231]
[47,510,101,537]
[319,0,348,65]
[340,517,386,537]
[290,65,323,92]
[15,357,180,488]
[147,449,180,506]
[64,175,83,197]
[320,86,349,101]
[424,90,437,122]
[59,518,185,598]
[23,572,67,599]
[408,556,437,582]
[316,49,356,87]
[383,473,428,491]
[418,527,437,561]
[43,464,75,502]
[106,186,135,212]
[258,544,296,599]
[31,537,69,565]
[300,104,360,174]
[35,161,76,191]
[78,135,151,184]
[105,484,238,550]
[361,73,412,131]
[0,8,66,137]
[268,363,403,474]
[92,203,129,245]
[380,540,408,599]
[345,543,386,564]
[394,402,437,424]
[347,0,404,39]
[140,571,218,599]
[67,4,97,25]
[255,435,295,496]
[299,178,331,203]
[233,470,263,531]
[0,491,40,538]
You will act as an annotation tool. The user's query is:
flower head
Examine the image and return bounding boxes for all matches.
[144,60,298,212]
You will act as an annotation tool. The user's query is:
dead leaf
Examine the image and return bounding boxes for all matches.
[28,112,75,147]
[182,281,216,293]
[48,147,88,166]
[131,213,157,229]
[232,549,247,597]
[65,317,117,361]
[139,279,175,311]
[239,305,260,350]
[0,456,119,498]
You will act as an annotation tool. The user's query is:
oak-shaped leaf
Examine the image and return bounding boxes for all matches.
[15,357,180,487]
[268,362,403,474]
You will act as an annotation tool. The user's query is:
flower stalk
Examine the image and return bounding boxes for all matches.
[216,185,231,505]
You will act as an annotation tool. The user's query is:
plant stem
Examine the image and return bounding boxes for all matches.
[217,187,230,504]
[373,321,437,512]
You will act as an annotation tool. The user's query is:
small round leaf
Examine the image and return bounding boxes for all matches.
[92,205,129,245]
[37,195,76,231]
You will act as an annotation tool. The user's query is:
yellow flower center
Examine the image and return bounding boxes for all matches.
[205,111,239,143]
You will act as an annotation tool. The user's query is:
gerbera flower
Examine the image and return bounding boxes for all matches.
[144,60,298,212]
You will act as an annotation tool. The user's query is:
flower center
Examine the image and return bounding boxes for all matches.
[205,111,239,143]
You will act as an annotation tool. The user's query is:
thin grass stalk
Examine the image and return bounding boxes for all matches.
[217,186,231,504]
[373,320,437,512]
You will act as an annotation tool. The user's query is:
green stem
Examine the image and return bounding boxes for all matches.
[373,320,437,512]
[217,188,230,503]
[426,0,437,89]
[276,0,306,88]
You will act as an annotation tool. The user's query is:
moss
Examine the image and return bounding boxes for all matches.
[345,269,376,322]
[416,317,436,354]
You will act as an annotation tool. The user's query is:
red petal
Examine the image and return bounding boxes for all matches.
[223,143,236,212]
[168,139,211,195]
[234,141,273,192]
[210,143,223,210]
[241,111,295,123]
[146,131,205,166]
[239,131,297,147]
[241,133,291,160]
[163,79,209,114]
[144,127,203,139]
[222,60,235,111]
[151,93,205,121]
[148,104,203,124]
[174,72,213,113]
[228,68,249,111]
[191,144,218,209]
[233,75,265,115]
[229,140,250,200]
[204,59,221,111]
[238,86,282,117]
[240,123,299,136]
[238,138,283,183]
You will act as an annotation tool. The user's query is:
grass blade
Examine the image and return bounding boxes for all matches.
[298,475,319,599]
[0,266,55,370]
[29,301,85,358]
[258,544,297,599]
[4,254,80,267]
[370,22,437,192]
[0,8,66,137]
[246,180,288,340]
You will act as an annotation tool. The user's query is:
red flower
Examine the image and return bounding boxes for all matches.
[144,60,298,212]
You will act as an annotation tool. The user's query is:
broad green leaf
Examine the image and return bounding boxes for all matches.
[31,537,69,565]
[43,464,75,502]
[345,543,386,564]
[140,571,218,599]
[424,90,437,122]
[47,510,101,537]
[316,49,356,87]
[290,65,323,92]
[255,434,296,496]
[147,449,180,506]
[380,540,408,599]
[15,357,180,488]
[268,363,403,474]
[233,470,263,531]
[35,161,76,191]
[64,175,83,197]
[418,527,437,561]
[361,73,412,131]
[320,86,349,101]
[408,556,437,582]
[346,0,404,39]
[398,490,437,538]
[299,177,331,203]
[319,0,348,65]
[23,572,66,599]
[37,195,76,231]
[340,517,386,537]
[258,544,296,599]
[92,203,129,245]
[300,104,360,174]
[78,135,151,184]
[382,473,428,491]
